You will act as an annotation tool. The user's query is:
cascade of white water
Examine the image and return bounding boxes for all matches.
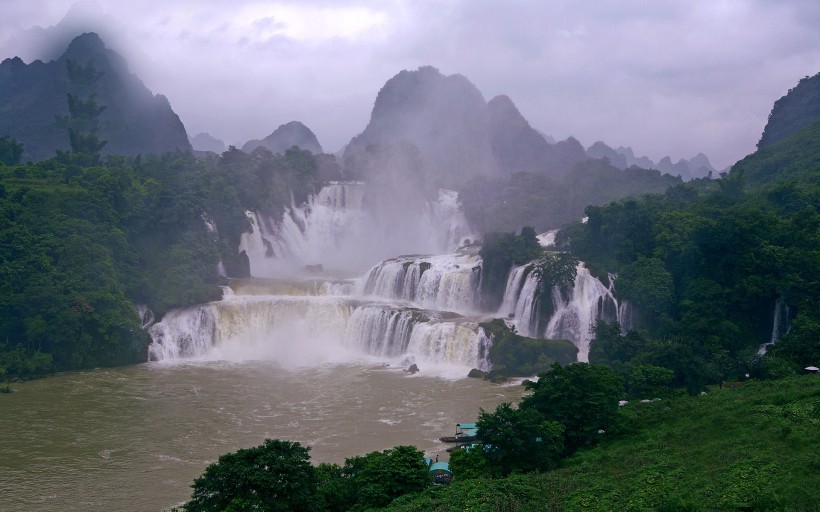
[498,264,529,318]
[361,250,481,313]
[406,320,490,370]
[758,297,791,355]
[136,305,155,329]
[544,264,619,362]
[345,306,420,357]
[239,184,474,278]
[537,230,558,248]
[147,295,491,370]
[239,183,370,277]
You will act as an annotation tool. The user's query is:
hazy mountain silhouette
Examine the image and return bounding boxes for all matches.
[344,66,588,186]
[190,132,226,154]
[585,140,716,180]
[0,32,190,161]
[241,121,323,155]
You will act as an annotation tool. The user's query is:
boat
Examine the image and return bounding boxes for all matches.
[439,422,478,443]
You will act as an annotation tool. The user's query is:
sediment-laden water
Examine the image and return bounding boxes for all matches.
[0,362,521,512]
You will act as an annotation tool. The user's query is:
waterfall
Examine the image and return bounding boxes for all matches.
[147,293,490,371]
[496,264,542,337]
[346,306,420,357]
[361,250,481,314]
[544,264,619,362]
[406,320,491,370]
[239,182,370,277]
[239,184,474,278]
[758,296,791,355]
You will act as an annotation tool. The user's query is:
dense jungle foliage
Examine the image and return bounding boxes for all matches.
[0,142,330,380]
[556,117,820,385]
[459,159,682,234]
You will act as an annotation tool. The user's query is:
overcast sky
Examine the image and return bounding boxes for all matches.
[2,0,819,169]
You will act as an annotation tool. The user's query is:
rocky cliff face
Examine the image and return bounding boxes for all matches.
[758,71,820,149]
[241,121,323,155]
[344,66,587,186]
[0,32,191,161]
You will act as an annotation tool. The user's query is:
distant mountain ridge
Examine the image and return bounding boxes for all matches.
[585,140,716,180]
[0,32,190,161]
[344,66,588,186]
[241,121,323,155]
[344,66,716,186]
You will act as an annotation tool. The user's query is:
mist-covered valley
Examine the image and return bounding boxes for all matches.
[1,3,819,511]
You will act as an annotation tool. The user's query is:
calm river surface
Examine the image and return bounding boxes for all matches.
[0,361,522,512]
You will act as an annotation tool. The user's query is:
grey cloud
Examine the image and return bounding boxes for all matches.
[1,0,819,168]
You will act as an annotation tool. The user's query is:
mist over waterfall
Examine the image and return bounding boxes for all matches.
[240,183,473,277]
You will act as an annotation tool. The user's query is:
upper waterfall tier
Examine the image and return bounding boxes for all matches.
[239,183,474,278]
[360,248,482,314]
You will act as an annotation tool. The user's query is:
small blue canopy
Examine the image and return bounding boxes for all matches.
[429,461,452,474]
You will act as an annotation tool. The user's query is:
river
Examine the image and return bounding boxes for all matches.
[0,361,522,512]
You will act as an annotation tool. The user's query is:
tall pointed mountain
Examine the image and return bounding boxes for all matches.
[344,66,586,186]
[0,32,190,161]
[241,121,323,155]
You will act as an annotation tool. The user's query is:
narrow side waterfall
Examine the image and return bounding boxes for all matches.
[544,264,619,362]
[497,264,541,337]
[361,250,482,314]
[758,296,791,355]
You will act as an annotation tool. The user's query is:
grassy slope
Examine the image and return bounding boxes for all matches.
[380,376,819,512]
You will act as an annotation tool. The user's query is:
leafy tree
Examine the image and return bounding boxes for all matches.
[477,402,564,475]
[448,446,492,480]
[521,363,623,452]
[342,445,431,511]
[0,136,24,165]
[182,439,319,512]
[625,364,676,399]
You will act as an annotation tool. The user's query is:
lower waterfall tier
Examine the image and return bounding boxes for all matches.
[147,295,491,371]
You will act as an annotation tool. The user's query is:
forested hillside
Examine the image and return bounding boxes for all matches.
[555,113,820,386]
[0,144,331,380]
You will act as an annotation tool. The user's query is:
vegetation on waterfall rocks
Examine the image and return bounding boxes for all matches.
[478,227,543,309]
[481,319,577,378]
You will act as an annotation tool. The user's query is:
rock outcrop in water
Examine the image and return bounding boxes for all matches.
[0,32,191,161]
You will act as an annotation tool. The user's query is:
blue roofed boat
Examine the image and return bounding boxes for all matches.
[429,461,453,484]
[439,422,478,443]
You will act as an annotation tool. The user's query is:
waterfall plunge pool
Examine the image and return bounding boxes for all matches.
[0,360,523,512]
